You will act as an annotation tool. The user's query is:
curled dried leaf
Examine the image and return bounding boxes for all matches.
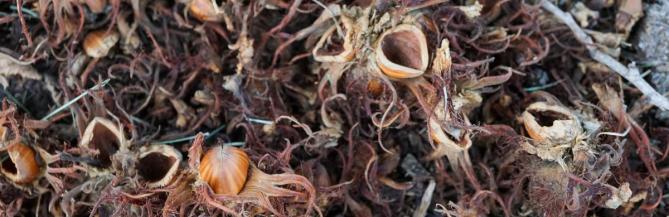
[456,1,483,19]
[591,83,625,116]
[313,16,357,63]
[0,52,42,87]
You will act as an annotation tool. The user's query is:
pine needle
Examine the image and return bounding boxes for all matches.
[41,79,111,121]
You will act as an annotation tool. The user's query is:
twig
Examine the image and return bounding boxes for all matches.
[245,115,274,125]
[154,124,237,145]
[540,0,669,111]
[16,0,33,46]
[312,0,344,38]
[41,79,111,121]
[406,0,450,13]
[413,179,436,217]
[0,87,31,115]
[9,5,38,18]
[523,79,564,92]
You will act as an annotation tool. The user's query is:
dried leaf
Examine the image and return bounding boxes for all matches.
[378,177,413,190]
[615,0,643,35]
[0,53,42,87]
[592,83,626,116]
[169,98,196,128]
[586,30,625,48]
[605,182,632,209]
[456,1,483,19]
[463,69,512,90]
[570,2,599,27]
[229,31,255,74]
[431,39,452,74]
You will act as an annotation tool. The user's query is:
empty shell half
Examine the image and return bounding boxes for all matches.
[428,118,473,152]
[312,16,356,62]
[1,143,43,185]
[189,0,223,22]
[136,145,182,188]
[83,29,119,58]
[521,102,581,144]
[375,24,429,79]
[426,101,472,171]
[79,117,127,169]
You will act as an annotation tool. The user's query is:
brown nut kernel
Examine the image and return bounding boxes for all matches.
[199,145,249,195]
[83,29,119,58]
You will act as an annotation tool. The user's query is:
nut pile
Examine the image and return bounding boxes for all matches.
[0,0,667,216]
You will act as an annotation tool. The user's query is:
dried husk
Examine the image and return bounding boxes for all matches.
[520,102,582,167]
[521,102,581,144]
[186,135,319,216]
[188,0,224,22]
[375,24,429,79]
[527,162,570,216]
[425,38,474,172]
[232,165,318,216]
[79,117,128,173]
[426,101,473,172]
[136,144,182,188]
[0,143,44,185]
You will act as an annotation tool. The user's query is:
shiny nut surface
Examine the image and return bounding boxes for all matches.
[189,0,223,22]
[83,29,120,58]
[199,145,250,195]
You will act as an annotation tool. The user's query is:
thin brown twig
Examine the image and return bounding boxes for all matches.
[16,0,33,46]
